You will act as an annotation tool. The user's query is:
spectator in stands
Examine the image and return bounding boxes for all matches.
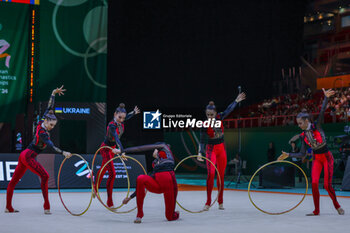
[231,87,350,127]
[226,153,241,175]
[283,116,295,126]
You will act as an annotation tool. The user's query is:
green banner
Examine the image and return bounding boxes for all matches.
[38,0,107,102]
[0,3,29,125]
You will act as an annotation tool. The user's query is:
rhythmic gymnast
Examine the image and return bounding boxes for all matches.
[94,103,140,208]
[122,143,179,223]
[197,92,246,210]
[6,86,71,214]
[278,88,344,216]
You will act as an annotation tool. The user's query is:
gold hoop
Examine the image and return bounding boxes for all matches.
[58,153,94,216]
[91,145,114,186]
[174,155,222,213]
[247,160,309,215]
[96,155,147,214]
[92,146,127,210]
[95,153,130,212]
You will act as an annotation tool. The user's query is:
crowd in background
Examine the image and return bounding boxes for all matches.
[231,87,350,127]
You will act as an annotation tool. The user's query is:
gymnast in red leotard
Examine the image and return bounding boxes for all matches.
[197,92,246,211]
[94,103,140,207]
[122,143,179,223]
[279,88,344,216]
[6,86,71,215]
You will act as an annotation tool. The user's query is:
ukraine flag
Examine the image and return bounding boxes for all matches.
[55,107,63,114]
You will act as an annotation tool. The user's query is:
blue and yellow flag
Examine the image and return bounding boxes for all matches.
[55,107,63,114]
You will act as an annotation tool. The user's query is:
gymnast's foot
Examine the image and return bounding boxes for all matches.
[92,185,97,199]
[202,205,210,211]
[218,204,225,210]
[337,207,345,215]
[107,200,115,208]
[172,211,180,220]
[306,212,319,216]
[5,208,19,213]
[134,217,142,224]
[44,209,52,215]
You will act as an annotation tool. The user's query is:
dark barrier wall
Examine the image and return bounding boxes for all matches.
[0,153,147,189]
[165,123,347,177]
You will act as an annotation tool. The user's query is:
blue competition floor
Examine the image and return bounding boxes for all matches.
[1,174,350,197]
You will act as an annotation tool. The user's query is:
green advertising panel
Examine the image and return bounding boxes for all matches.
[0,3,29,124]
[38,0,107,102]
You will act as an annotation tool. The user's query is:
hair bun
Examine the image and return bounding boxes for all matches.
[296,109,310,120]
[115,103,127,113]
[206,101,216,110]
[45,113,57,121]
